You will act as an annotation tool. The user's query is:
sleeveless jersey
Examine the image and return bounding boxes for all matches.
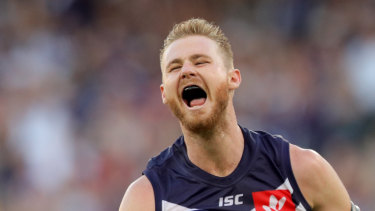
[143,126,312,211]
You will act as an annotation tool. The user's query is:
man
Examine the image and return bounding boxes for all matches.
[119,18,359,211]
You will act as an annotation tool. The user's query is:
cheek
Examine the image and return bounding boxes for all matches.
[211,80,229,101]
[163,80,179,99]
[207,71,228,91]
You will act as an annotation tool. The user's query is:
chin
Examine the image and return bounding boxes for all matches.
[182,112,215,133]
[169,82,230,134]
[181,100,228,135]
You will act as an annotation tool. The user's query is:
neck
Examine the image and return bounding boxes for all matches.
[181,105,244,177]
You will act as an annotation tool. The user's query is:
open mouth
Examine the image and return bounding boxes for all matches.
[182,85,207,108]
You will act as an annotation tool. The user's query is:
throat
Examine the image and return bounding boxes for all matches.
[205,158,241,177]
[191,150,242,177]
[184,128,245,177]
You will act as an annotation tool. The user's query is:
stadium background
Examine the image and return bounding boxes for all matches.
[0,0,374,210]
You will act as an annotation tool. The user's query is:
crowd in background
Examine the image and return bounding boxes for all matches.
[0,0,374,210]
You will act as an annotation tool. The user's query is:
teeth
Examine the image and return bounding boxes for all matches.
[183,85,199,92]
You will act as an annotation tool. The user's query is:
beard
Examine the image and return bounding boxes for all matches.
[167,82,229,135]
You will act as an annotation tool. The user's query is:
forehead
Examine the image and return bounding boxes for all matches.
[162,35,221,68]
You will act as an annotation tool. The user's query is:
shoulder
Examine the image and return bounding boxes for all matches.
[289,144,351,210]
[146,136,183,170]
[248,129,289,159]
[119,175,155,211]
[247,129,286,148]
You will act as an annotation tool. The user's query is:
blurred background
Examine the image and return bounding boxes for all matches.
[0,0,374,210]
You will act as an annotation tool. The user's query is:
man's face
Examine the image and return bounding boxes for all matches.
[160,35,239,133]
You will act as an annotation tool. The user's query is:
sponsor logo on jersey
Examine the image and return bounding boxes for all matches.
[252,189,295,211]
[218,194,244,207]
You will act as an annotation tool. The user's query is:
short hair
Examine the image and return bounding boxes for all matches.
[160,18,234,70]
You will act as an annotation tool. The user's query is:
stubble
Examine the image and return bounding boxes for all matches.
[168,81,229,136]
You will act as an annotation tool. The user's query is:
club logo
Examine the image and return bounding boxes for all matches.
[252,190,295,211]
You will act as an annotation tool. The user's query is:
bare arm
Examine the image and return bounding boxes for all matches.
[119,175,155,211]
[290,144,351,211]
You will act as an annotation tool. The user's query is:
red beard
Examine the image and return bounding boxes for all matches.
[167,81,229,135]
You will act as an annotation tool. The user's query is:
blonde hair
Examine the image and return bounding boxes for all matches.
[160,18,234,70]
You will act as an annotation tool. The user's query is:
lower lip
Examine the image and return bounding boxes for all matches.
[188,104,205,110]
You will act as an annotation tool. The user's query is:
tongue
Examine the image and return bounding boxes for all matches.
[190,98,206,107]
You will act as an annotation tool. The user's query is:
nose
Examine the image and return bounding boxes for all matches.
[181,63,196,79]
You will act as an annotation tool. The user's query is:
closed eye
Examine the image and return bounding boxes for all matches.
[169,66,181,72]
[195,61,209,66]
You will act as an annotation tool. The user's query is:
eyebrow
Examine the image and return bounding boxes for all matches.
[166,58,183,70]
[191,54,211,61]
[165,54,211,70]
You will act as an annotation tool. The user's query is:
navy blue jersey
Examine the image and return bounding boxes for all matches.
[143,126,312,211]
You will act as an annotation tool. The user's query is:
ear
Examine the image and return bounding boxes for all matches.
[160,84,168,104]
[228,69,241,90]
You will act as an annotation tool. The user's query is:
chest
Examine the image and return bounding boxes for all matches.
[160,173,299,211]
